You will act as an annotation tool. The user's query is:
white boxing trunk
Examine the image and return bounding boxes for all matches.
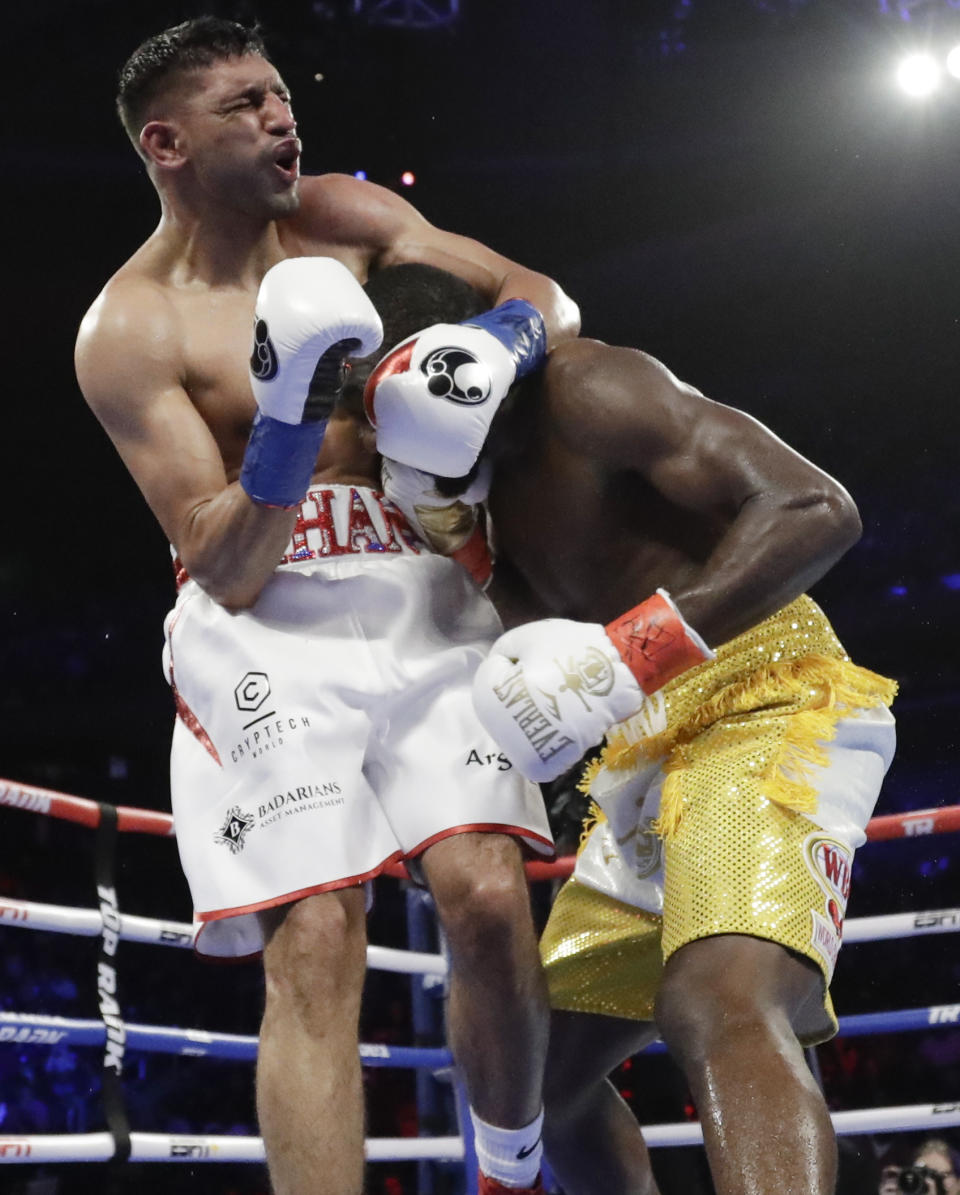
[164,485,552,958]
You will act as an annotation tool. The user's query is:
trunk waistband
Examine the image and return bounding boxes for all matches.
[173,485,425,590]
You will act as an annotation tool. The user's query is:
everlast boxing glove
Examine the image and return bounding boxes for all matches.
[472,591,714,782]
[380,457,493,588]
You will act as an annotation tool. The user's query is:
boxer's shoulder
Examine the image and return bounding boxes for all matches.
[541,339,704,455]
[79,266,179,356]
[283,173,404,264]
[76,264,185,417]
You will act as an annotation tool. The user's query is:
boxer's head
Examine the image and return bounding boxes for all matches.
[362,263,487,355]
[117,19,300,217]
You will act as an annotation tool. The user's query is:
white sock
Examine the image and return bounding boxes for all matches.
[469,1106,543,1188]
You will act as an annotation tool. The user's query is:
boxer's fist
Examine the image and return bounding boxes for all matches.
[242,257,383,508]
[472,591,713,782]
[364,299,546,477]
[250,257,383,424]
[472,619,649,782]
[380,457,493,587]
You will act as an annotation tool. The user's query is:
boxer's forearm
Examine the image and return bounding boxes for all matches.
[177,483,298,609]
[492,268,580,351]
[180,258,383,608]
[669,484,862,647]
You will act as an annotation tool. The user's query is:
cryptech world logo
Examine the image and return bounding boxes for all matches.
[230,672,313,764]
[235,672,271,714]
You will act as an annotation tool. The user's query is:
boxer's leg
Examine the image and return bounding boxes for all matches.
[421,832,549,1178]
[542,1009,662,1195]
[256,888,369,1195]
[655,933,835,1195]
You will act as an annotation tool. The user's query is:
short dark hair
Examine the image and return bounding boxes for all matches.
[363,263,487,354]
[116,17,268,149]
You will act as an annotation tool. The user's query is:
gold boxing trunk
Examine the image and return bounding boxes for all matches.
[540,595,897,1045]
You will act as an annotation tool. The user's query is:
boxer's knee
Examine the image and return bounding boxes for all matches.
[422,833,531,961]
[260,889,367,1024]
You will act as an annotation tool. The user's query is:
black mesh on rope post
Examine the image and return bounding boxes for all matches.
[94,802,131,1164]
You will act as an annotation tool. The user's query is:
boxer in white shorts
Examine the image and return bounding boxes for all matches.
[165,482,551,959]
[77,31,579,1184]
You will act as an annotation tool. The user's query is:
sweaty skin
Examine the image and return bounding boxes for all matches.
[487,337,860,645]
[484,338,861,1195]
[75,53,579,610]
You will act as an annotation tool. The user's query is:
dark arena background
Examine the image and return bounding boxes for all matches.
[1,1,958,1192]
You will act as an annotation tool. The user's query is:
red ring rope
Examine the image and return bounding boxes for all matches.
[3,776,958,879]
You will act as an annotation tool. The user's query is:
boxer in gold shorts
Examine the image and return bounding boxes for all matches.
[358,263,897,1195]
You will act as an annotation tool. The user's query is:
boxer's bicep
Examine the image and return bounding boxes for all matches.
[550,342,832,519]
[313,175,580,343]
[76,305,227,548]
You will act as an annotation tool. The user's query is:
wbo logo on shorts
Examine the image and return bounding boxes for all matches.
[803,831,854,981]
[214,806,256,855]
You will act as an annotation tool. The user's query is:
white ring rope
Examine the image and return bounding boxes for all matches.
[4,1102,960,1164]
[0,1132,466,1164]
[4,893,957,959]
[3,779,958,1167]
[0,897,447,975]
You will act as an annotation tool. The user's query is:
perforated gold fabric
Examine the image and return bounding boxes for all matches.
[541,881,663,1022]
[541,596,897,1045]
[581,595,898,835]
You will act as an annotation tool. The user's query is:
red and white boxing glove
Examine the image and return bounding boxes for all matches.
[241,257,383,508]
[380,457,493,588]
[471,590,714,782]
[364,300,546,478]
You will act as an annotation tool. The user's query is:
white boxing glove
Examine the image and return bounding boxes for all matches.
[472,591,714,782]
[241,257,383,508]
[364,299,546,477]
[380,457,493,588]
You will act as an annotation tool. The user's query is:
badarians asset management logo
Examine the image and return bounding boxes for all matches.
[214,806,255,856]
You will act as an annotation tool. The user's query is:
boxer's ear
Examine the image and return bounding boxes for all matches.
[140,120,185,170]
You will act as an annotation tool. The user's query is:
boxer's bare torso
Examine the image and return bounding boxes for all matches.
[488,337,862,645]
[75,52,578,607]
[100,176,385,494]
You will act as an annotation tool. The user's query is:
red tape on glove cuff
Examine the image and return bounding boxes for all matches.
[605,593,709,695]
[451,524,493,589]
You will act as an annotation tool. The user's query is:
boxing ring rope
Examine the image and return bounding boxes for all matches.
[5,890,960,955]
[2,777,959,1172]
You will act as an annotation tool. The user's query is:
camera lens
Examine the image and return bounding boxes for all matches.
[897,1168,926,1194]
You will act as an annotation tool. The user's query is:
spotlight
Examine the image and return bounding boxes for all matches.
[353,170,367,181]
[946,43,960,79]
[400,170,416,187]
[896,52,941,96]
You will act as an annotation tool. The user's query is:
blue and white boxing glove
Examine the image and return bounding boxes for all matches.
[241,257,384,508]
[363,300,546,478]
